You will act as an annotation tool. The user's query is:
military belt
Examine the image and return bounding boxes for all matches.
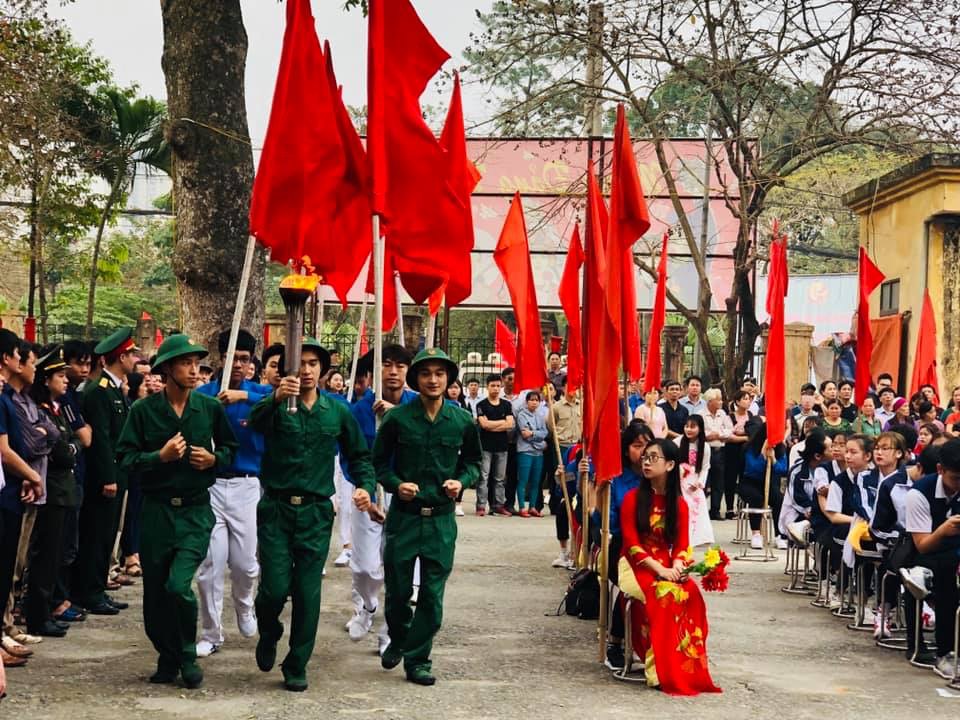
[265,488,327,506]
[393,500,455,517]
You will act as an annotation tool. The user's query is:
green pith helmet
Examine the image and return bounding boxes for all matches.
[151,334,208,373]
[299,336,331,376]
[407,347,459,393]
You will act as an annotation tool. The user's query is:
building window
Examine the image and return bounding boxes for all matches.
[879,279,900,316]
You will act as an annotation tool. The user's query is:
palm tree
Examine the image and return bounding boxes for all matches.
[84,88,169,338]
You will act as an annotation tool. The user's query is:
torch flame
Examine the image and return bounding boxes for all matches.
[280,273,321,293]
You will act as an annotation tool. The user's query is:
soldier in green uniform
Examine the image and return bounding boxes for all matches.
[72,327,138,615]
[364,348,482,686]
[116,334,237,688]
[248,336,375,692]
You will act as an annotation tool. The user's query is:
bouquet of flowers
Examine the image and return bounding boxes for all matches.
[682,545,731,592]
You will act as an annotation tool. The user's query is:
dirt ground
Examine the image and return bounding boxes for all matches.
[3,489,956,719]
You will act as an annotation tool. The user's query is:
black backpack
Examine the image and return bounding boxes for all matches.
[559,568,600,620]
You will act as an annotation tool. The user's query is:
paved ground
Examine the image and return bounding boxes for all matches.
[3,490,957,719]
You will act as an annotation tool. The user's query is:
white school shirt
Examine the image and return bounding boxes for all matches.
[826,467,857,514]
[906,475,958,533]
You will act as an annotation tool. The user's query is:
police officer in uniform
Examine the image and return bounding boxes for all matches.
[364,348,482,686]
[248,336,374,692]
[116,334,238,688]
[73,327,138,615]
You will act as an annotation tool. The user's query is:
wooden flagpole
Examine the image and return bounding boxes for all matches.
[393,270,405,344]
[373,217,384,403]
[598,483,611,661]
[345,290,369,404]
[425,308,438,349]
[547,391,576,553]
[219,235,257,394]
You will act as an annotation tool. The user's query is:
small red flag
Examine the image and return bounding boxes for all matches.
[909,290,939,401]
[365,251,398,333]
[493,193,547,391]
[558,223,584,392]
[609,105,651,381]
[495,317,517,368]
[359,320,369,357]
[856,247,886,400]
[765,222,789,447]
[154,327,163,349]
[643,233,669,393]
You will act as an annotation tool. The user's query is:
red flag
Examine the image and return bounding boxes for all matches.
[141,311,152,321]
[359,320,369,356]
[643,233,669,393]
[856,247,886,400]
[558,223,584,392]
[250,0,371,296]
[367,0,456,303]
[609,105,651,381]
[154,327,163,349]
[493,193,547,391]
[909,290,939,400]
[765,223,789,446]
[583,162,621,483]
[495,317,517,368]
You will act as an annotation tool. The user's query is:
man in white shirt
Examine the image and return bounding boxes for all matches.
[875,387,896,428]
[463,377,485,418]
[679,375,706,415]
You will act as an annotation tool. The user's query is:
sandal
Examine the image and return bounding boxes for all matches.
[105,581,122,591]
[115,574,135,587]
[124,562,143,578]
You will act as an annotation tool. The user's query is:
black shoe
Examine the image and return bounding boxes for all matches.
[907,647,937,664]
[380,643,403,670]
[180,662,203,689]
[53,620,70,631]
[406,667,436,686]
[284,680,308,692]
[86,601,120,616]
[149,659,179,684]
[105,596,129,610]
[604,643,625,671]
[709,513,723,521]
[29,620,67,638]
[256,637,277,672]
[725,510,736,520]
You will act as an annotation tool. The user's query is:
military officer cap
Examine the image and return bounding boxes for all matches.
[217,328,257,355]
[300,336,331,376]
[407,347,459,392]
[93,327,138,358]
[36,345,68,375]
[151,334,208,373]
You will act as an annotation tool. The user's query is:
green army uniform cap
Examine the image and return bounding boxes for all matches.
[407,348,459,393]
[93,327,138,356]
[299,335,331,376]
[152,334,208,373]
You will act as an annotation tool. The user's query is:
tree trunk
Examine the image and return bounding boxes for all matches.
[85,185,118,340]
[160,0,264,353]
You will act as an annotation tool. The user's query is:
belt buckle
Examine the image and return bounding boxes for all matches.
[171,497,183,507]
[420,507,433,517]
[290,495,303,506]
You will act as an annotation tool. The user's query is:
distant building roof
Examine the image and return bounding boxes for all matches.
[844,153,960,211]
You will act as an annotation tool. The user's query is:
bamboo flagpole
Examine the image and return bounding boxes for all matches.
[373,217,384,403]
[219,235,257,393]
[425,310,438,349]
[547,390,576,555]
[345,289,369,404]
[598,483,611,661]
[393,270,405,344]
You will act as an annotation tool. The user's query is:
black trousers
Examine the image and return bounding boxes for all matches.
[503,443,518,510]
[0,507,23,621]
[707,447,726,517]
[904,548,959,657]
[52,504,80,608]
[72,490,120,607]
[120,476,143,558]
[24,503,67,630]
[738,474,783,532]
[722,443,745,514]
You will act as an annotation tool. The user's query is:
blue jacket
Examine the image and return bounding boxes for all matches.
[515,407,548,454]
[196,379,272,476]
[0,384,24,513]
[588,466,642,538]
[743,448,788,482]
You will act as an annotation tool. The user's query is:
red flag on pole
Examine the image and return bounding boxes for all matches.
[765,223,789,446]
[495,317,517,368]
[609,104,651,381]
[855,247,886,400]
[558,223,585,392]
[154,327,163,349]
[909,290,939,400]
[643,233,669,393]
[359,320,369,356]
[250,0,371,294]
[583,162,622,483]
[367,0,456,303]
[493,193,547,391]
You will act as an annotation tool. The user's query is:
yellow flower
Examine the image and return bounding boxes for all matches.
[704,547,720,569]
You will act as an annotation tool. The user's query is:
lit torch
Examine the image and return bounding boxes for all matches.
[279,271,320,414]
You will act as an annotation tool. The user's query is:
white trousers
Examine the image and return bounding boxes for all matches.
[335,457,353,548]
[197,476,261,644]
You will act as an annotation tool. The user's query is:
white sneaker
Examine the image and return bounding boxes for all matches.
[348,606,376,642]
[935,652,958,680]
[334,549,352,567]
[196,640,220,658]
[775,536,788,550]
[455,504,465,517]
[860,607,876,625]
[900,566,933,600]
[787,520,810,545]
[750,533,763,550]
[237,610,257,638]
[872,612,891,639]
[410,585,420,605]
[552,552,571,568]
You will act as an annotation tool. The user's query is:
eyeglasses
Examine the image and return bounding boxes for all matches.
[874,445,895,452]
[642,453,663,464]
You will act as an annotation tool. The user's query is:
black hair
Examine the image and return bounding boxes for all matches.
[633,439,681,544]
[218,328,256,355]
[918,400,935,417]
[846,433,874,456]
[501,366,515,377]
[825,428,847,442]
[800,430,829,463]
[861,393,879,406]
[823,398,841,409]
[820,380,837,392]
[877,386,895,398]
[919,422,942,443]
[877,372,894,384]
[62,339,91,364]
[800,383,816,395]
[679,413,706,473]
[917,443,942,475]
[445,379,467,408]
[732,389,751,404]
[0,329,19,363]
[262,343,284,368]
[548,351,561,360]
[525,390,541,401]
[800,415,823,439]
[838,379,854,391]
[382,343,413,366]
[746,423,769,455]
[485,373,502,385]
[684,374,702,387]
[127,372,145,401]
[621,420,656,470]
[665,380,682,390]
[466,376,480,385]
[249,356,262,378]
[940,439,960,473]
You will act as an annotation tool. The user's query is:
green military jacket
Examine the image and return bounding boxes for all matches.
[249,390,375,497]
[373,398,482,507]
[116,390,237,499]
[81,371,128,491]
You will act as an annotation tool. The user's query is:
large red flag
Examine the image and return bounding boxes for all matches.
[583,162,622,483]
[765,223,789,446]
[643,233,669,393]
[856,247,886,400]
[367,0,457,303]
[495,317,517,368]
[493,194,547,391]
[559,223,585,392]
[359,320,369,356]
[909,290,939,400]
[250,0,369,295]
[609,104,651,381]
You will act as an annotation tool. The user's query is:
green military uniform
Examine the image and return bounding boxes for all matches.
[116,335,237,687]
[248,337,375,691]
[72,327,135,610]
[374,348,482,683]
